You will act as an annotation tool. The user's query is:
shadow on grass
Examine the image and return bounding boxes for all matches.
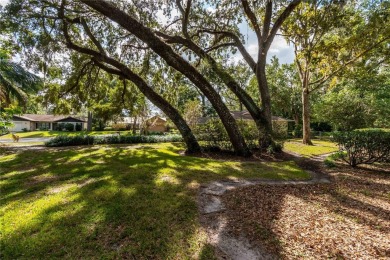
[0,143,308,259]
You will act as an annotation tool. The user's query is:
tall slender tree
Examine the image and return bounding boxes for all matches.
[282,0,390,144]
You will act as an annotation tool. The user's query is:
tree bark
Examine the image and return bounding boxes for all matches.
[79,0,250,156]
[302,88,313,145]
[132,115,137,135]
[155,32,271,148]
[256,57,273,147]
[87,111,92,131]
[94,61,202,153]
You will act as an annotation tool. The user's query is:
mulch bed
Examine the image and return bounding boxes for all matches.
[223,162,390,259]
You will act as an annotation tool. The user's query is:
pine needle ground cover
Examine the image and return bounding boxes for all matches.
[0,143,309,259]
[224,164,390,259]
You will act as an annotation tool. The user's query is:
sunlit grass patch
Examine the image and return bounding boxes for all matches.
[0,143,310,259]
[284,139,338,157]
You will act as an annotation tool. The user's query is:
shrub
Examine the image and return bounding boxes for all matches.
[333,129,390,167]
[147,131,164,136]
[75,123,82,131]
[194,118,231,150]
[64,123,74,131]
[237,120,262,149]
[266,141,284,155]
[45,134,183,147]
[22,128,29,132]
[292,124,302,138]
[103,127,113,131]
[324,152,345,168]
[45,135,95,147]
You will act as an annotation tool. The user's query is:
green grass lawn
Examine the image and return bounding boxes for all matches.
[0,143,310,259]
[0,130,133,139]
[283,139,338,157]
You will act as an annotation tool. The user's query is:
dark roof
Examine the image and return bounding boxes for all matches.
[14,114,86,122]
[230,111,293,121]
[197,111,293,124]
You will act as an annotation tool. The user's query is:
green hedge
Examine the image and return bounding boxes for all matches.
[333,129,390,167]
[45,134,183,147]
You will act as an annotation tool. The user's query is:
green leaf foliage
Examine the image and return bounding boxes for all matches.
[333,129,390,167]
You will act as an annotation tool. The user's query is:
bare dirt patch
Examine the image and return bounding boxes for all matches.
[222,163,390,259]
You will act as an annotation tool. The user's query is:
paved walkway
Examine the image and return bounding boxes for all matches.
[198,168,331,259]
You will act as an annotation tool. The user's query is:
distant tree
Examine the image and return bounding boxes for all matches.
[314,58,390,130]
[282,0,390,144]
[183,99,202,129]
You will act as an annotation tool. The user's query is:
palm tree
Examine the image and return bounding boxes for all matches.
[0,58,42,107]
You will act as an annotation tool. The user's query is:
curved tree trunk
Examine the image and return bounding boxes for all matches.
[156,33,273,149]
[93,61,202,154]
[60,12,201,154]
[80,0,250,157]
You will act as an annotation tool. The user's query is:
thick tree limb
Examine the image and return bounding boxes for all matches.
[197,29,256,71]
[79,0,250,156]
[60,4,201,153]
[80,18,106,55]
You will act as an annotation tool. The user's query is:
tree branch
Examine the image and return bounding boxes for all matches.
[265,0,301,52]
[80,18,106,55]
[309,36,390,89]
[241,0,262,41]
[197,29,256,71]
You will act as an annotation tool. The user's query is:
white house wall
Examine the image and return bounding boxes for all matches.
[9,121,31,132]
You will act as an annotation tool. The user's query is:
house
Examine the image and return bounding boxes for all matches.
[198,110,293,137]
[145,116,167,133]
[109,115,168,133]
[9,114,87,132]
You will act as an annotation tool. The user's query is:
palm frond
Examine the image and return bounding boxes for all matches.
[0,58,42,105]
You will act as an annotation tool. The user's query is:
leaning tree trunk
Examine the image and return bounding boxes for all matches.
[168,37,271,150]
[117,67,201,153]
[87,57,202,153]
[80,0,250,157]
[302,87,313,145]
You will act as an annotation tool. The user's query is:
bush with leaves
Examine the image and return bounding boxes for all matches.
[111,123,127,131]
[75,123,82,131]
[333,129,390,167]
[45,134,183,147]
[194,118,231,150]
[194,119,275,151]
[64,123,74,131]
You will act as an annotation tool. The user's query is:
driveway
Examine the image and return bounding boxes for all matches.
[0,137,52,143]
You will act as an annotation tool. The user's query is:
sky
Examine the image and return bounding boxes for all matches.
[0,0,294,64]
[236,21,294,64]
[0,0,9,7]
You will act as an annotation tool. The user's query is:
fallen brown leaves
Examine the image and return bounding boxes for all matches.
[223,163,390,259]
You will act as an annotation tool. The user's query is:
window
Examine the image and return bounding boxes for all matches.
[36,122,50,130]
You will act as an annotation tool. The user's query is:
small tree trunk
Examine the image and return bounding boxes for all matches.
[132,115,137,135]
[87,111,92,131]
[302,88,313,145]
